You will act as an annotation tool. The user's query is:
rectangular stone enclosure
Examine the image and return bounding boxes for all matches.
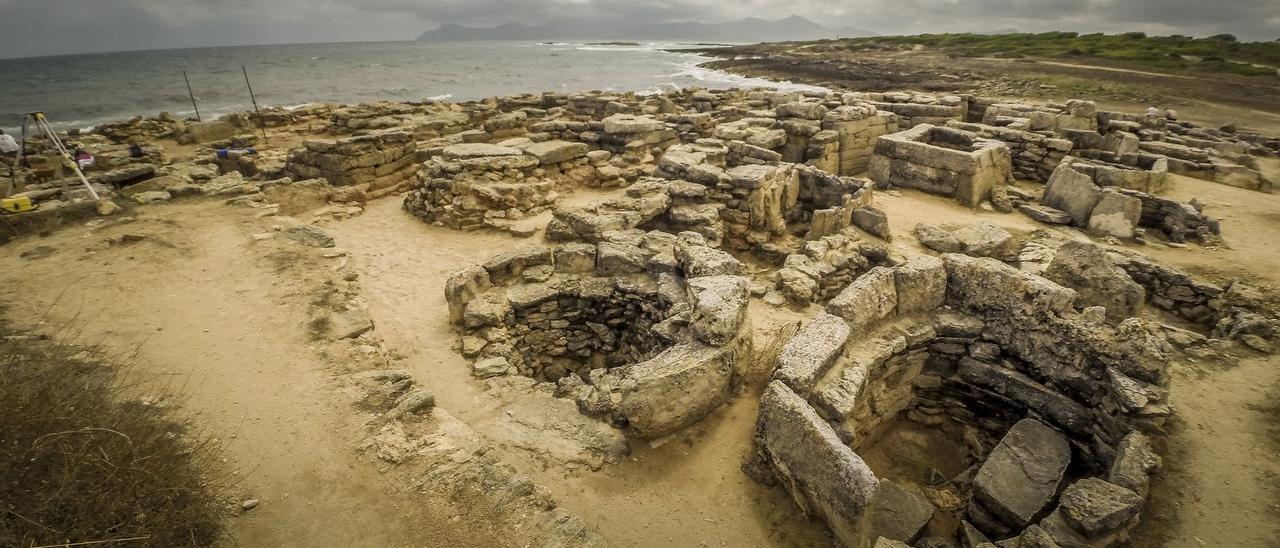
[869,124,1013,208]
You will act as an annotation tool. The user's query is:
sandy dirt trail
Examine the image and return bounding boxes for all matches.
[0,203,493,547]
[325,197,833,547]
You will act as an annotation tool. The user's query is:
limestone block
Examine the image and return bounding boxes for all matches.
[1054,477,1142,538]
[971,418,1070,531]
[1044,241,1145,322]
[686,275,751,346]
[445,265,492,324]
[894,254,947,315]
[865,481,935,544]
[617,342,735,438]
[1108,431,1161,497]
[1042,162,1102,227]
[827,266,898,331]
[754,381,880,547]
[554,243,597,273]
[525,140,589,165]
[1086,189,1141,239]
[773,312,851,394]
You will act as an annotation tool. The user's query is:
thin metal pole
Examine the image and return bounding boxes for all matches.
[183,70,202,122]
[32,113,99,200]
[242,65,267,143]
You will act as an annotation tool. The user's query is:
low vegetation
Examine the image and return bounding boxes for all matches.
[0,321,225,547]
[823,32,1280,77]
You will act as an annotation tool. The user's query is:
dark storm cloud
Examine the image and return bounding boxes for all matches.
[1,0,1276,59]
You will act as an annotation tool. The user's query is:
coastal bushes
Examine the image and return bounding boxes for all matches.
[0,321,225,547]
[835,32,1280,77]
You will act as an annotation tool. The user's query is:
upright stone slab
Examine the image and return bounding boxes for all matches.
[755,381,880,547]
[1042,161,1102,228]
[827,266,898,331]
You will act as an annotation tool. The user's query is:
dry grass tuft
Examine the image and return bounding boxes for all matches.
[742,322,800,387]
[0,321,226,547]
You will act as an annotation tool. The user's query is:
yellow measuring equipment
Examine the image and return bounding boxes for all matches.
[1,195,34,213]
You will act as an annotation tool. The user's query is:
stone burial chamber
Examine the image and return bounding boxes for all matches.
[869,124,1014,208]
[443,231,753,440]
[747,252,1171,547]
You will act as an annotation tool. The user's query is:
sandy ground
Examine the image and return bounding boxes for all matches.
[0,203,498,547]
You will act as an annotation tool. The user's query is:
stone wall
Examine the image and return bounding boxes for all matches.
[946,121,1072,183]
[772,231,893,306]
[846,91,967,128]
[869,124,1013,208]
[285,130,417,190]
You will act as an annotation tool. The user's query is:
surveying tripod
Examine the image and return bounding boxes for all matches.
[5,112,101,200]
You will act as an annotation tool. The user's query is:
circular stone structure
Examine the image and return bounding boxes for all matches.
[750,252,1173,547]
[444,231,753,439]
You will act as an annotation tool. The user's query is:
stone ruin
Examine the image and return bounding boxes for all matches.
[284,130,418,195]
[444,232,752,439]
[1038,158,1218,243]
[868,124,1014,208]
[403,140,599,230]
[548,141,884,262]
[749,252,1171,547]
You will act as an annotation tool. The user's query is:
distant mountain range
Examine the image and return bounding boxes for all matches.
[417,15,874,43]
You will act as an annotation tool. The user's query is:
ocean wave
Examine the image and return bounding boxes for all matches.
[426,94,453,102]
[576,46,659,52]
[665,60,829,93]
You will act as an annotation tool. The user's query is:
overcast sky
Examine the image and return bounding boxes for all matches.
[1,0,1277,59]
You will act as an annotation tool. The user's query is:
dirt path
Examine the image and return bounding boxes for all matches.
[0,202,492,547]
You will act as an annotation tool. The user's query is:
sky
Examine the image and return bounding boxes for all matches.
[1,0,1277,59]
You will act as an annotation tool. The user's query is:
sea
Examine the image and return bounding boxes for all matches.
[0,40,825,135]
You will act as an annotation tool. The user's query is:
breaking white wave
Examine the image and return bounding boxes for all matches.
[665,58,829,93]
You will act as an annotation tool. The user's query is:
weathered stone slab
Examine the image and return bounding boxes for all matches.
[755,381,880,547]
[971,418,1071,530]
[524,140,589,165]
[959,357,1091,433]
[443,143,523,159]
[1020,204,1074,225]
[773,312,851,394]
[827,266,898,331]
[603,114,666,134]
[1055,477,1142,538]
[617,342,734,438]
[865,481,935,544]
